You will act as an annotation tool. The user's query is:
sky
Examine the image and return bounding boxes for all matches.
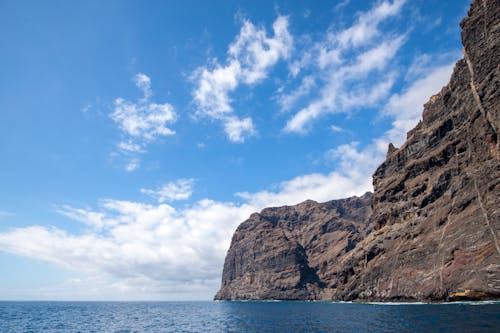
[0,0,471,300]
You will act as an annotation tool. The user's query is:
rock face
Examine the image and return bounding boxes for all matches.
[215,193,373,300]
[215,0,499,302]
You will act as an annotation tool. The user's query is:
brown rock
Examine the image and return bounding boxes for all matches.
[214,193,372,300]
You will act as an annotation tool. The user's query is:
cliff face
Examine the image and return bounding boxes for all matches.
[215,193,373,300]
[215,0,499,302]
[330,0,500,301]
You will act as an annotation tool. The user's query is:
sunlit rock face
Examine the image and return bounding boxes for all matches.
[216,0,499,302]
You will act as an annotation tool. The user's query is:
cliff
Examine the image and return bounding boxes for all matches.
[215,0,499,302]
[215,193,373,300]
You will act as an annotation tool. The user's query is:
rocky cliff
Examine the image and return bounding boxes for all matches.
[215,193,373,300]
[215,0,499,302]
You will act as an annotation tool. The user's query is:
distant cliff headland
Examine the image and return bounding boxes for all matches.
[215,0,500,302]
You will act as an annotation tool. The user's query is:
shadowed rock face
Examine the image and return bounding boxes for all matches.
[215,0,499,302]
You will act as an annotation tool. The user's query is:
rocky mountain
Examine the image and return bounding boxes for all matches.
[215,0,499,302]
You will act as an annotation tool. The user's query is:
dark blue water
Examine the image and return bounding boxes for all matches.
[0,301,499,332]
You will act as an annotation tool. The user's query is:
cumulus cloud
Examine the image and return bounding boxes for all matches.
[281,0,407,133]
[192,16,292,142]
[111,73,176,171]
[0,196,254,299]
[223,116,256,143]
[141,179,195,203]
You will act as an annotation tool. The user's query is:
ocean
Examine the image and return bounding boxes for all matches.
[0,301,499,332]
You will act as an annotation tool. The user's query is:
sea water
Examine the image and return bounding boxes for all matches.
[0,301,499,332]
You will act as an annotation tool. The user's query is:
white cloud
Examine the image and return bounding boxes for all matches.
[327,141,385,180]
[117,141,144,153]
[346,36,405,77]
[337,0,405,48]
[318,47,341,69]
[193,60,240,119]
[0,152,376,300]
[57,206,110,229]
[330,125,344,133]
[289,48,313,77]
[192,16,292,142]
[237,170,371,209]
[338,72,397,109]
[134,73,152,100]
[285,100,328,133]
[141,179,195,203]
[284,66,397,132]
[229,16,292,84]
[223,116,256,143]
[277,75,315,112]
[111,73,176,171]
[125,158,140,172]
[0,198,255,299]
[112,98,176,141]
[282,0,407,134]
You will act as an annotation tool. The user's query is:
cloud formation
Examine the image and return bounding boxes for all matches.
[111,73,176,170]
[281,0,407,133]
[0,155,375,299]
[141,178,195,203]
[193,16,292,142]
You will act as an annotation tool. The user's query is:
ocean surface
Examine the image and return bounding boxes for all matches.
[0,301,499,332]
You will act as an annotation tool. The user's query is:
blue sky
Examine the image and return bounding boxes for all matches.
[0,0,469,300]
